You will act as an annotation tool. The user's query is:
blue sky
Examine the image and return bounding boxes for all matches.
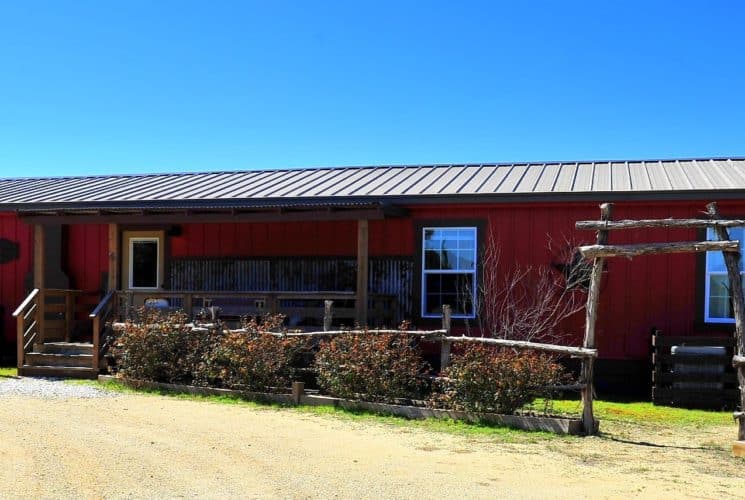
[0,1,743,176]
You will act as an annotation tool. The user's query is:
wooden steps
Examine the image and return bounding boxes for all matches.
[19,342,97,379]
[18,366,97,379]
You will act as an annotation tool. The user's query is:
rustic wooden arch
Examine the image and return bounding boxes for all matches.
[576,202,745,452]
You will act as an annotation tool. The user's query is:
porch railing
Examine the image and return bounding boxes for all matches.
[13,288,100,368]
[113,290,362,326]
[89,290,116,372]
[13,289,40,369]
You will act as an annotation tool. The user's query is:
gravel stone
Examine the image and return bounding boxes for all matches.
[0,376,117,399]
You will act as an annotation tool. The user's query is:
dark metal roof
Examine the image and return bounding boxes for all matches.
[2,157,745,210]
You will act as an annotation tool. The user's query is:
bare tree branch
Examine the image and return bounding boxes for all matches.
[466,231,588,344]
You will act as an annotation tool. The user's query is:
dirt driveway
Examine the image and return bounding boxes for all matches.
[0,385,742,499]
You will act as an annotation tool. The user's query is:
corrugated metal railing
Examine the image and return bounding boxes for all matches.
[169,257,413,324]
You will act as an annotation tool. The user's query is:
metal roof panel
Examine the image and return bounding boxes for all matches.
[2,157,745,209]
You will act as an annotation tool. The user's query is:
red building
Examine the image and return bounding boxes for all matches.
[0,158,743,394]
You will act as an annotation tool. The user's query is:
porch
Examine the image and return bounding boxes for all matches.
[13,202,411,377]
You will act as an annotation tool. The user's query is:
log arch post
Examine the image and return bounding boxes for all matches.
[581,203,612,435]
[706,202,745,442]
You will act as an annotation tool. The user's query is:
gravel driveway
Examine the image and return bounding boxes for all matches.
[0,376,741,499]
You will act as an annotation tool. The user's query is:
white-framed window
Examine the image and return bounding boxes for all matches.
[704,227,745,323]
[421,227,477,318]
[128,237,160,289]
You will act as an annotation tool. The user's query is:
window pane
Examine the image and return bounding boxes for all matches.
[457,250,475,270]
[707,227,745,272]
[424,273,474,316]
[424,250,441,270]
[132,240,158,288]
[709,274,732,319]
[707,250,726,273]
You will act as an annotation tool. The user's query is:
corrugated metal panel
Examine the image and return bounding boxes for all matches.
[169,256,413,324]
[3,157,745,209]
[610,162,631,191]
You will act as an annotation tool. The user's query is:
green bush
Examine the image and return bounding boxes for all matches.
[197,317,305,391]
[111,310,200,384]
[315,333,429,403]
[111,311,302,391]
[431,344,567,414]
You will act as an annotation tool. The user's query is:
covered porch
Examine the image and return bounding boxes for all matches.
[13,202,410,377]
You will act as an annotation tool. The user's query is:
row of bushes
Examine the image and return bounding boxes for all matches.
[110,312,567,414]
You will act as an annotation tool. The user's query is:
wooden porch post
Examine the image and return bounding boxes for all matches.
[107,223,119,292]
[34,224,46,344]
[356,219,369,326]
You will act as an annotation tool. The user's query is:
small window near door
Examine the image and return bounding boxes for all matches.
[130,238,159,289]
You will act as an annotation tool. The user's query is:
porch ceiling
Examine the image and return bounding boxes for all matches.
[17,201,408,224]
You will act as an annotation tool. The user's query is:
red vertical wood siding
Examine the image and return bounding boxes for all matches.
[65,224,109,292]
[404,200,735,360]
[0,213,32,343]
[3,199,741,358]
[164,200,743,360]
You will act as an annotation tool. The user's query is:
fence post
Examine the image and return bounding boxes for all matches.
[291,381,305,405]
[440,304,452,370]
[65,291,74,342]
[323,300,333,332]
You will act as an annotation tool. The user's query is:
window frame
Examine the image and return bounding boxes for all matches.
[122,230,165,291]
[704,227,745,324]
[420,226,477,319]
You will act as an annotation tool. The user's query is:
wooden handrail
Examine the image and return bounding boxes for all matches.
[43,288,84,296]
[91,291,116,372]
[89,291,115,319]
[14,289,40,369]
[12,289,39,317]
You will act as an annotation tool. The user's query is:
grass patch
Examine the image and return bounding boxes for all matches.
[544,399,732,427]
[0,366,18,378]
[294,404,559,442]
[74,378,562,441]
[73,377,732,440]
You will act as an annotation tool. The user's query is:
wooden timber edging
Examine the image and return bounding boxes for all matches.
[98,375,587,435]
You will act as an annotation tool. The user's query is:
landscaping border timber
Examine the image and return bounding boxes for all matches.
[97,375,586,435]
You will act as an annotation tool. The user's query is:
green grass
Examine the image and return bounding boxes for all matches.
[541,398,732,427]
[75,378,560,441]
[293,404,558,441]
[0,366,18,378]
[71,377,733,439]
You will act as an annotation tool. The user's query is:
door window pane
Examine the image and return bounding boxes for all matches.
[131,240,158,288]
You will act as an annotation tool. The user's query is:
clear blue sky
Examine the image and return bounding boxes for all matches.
[0,1,743,177]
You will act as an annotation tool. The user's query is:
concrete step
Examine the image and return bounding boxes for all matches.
[33,342,93,356]
[25,353,93,368]
[19,365,98,379]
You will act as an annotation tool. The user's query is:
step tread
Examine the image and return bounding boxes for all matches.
[19,365,98,379]
[32,342,94,355]
[27,353,93,358]
[42,342,93,347]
